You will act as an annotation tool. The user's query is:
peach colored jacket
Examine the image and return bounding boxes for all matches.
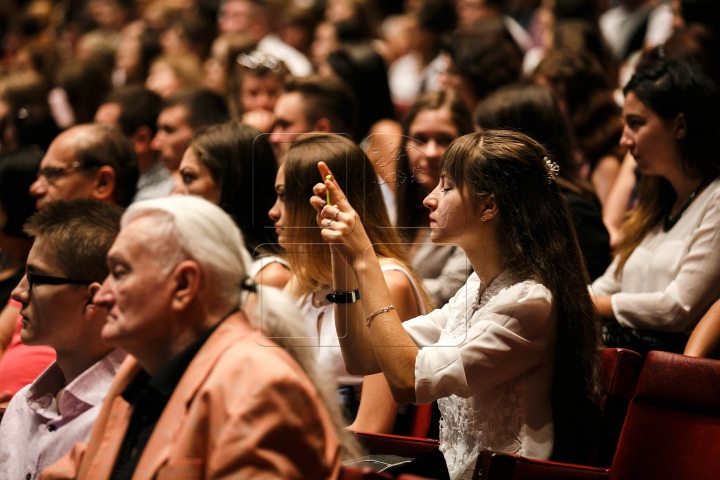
[40,312,341,480]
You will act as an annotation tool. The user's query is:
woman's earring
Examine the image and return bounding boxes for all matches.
[480,215,485,221]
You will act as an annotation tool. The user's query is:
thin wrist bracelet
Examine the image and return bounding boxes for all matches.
[326,289,361,303]
[366,305,395,326]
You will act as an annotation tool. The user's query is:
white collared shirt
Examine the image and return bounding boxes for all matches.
[591,177,720,334]
[0,349,125,480]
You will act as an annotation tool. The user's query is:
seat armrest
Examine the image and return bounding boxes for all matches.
[353,431,440,458]
[475,450,610,480]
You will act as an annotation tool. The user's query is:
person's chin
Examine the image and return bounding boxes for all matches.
[161,156,181,172]
[19,326,38,346]
[100,322,123,345]
[429,228,448,245]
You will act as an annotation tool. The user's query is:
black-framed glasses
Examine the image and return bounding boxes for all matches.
[37,161,89,185]
[27,272,94,290]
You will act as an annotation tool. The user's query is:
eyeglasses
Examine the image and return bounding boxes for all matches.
[37,161,89,185]
[237,51,284,73]
[27,272,94,290]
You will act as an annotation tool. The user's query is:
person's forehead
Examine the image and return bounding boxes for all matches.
[159,105,191,127]
[41,133,79,168]
[110,217,158,262]
[411,108,456,131]
[622,92,650,116]
[27,237,64,275]
[179,147,200,168]
[243,73,281,88]
[276,92,308,123]
[222,0,251,15]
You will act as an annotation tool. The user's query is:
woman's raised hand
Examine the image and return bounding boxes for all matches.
[310,161,373,267]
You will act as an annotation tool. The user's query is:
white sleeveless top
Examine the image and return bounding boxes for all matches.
[248,255,289,281]
[298,263,426,396]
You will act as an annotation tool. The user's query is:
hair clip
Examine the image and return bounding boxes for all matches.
[544,156,559,184]
[237,50,283,73]
[240,276,257,293]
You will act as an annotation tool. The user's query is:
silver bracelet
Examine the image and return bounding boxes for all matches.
[365,305,395,327]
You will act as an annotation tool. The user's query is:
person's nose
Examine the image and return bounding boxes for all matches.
[269,127,283,146]
[424,139,441,159]
[172,175,187,195]
[620,125,634,149]
[10,274,30,307]
[29,176,47,199]
[423,187,440,210]
[150,132,163,151]
[268,198,281,222]
[260,93,275,111]
[93,277,116,310]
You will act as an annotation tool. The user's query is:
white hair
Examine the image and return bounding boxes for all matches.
[123,196,362,458]
[123,195,252,314]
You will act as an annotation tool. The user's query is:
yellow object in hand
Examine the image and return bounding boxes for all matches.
[325,175,332,204]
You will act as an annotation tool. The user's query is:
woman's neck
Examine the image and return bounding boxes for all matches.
[668,174,706,216]
[463,230,505,289]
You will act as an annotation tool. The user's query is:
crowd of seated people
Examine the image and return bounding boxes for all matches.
[0,0,719,478]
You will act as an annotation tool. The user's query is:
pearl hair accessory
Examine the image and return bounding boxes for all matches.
[544,156,560,184]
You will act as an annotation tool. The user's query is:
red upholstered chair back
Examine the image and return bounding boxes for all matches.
[392,402,440,439]
[609,351,720,480]
[592,348,643,466]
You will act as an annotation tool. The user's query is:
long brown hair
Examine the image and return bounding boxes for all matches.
[615,61,720,277]
[188,121,279,255]
[283,133,432,309]
[396,90,474,242]
[442,130,601,463]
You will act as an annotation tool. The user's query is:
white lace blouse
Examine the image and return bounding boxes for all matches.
[402,271,556,479]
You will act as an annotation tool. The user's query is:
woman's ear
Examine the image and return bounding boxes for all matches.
[675,112,687,140]
[477,194,498,221]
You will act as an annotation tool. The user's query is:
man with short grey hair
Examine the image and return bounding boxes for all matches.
[41,196,341,480]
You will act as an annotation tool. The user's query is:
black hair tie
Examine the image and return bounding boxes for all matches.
[241,276,257,293]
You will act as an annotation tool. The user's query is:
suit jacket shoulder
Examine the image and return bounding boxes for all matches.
[41,313,341,480]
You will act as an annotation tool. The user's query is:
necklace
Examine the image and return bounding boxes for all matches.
[663,177,712,232]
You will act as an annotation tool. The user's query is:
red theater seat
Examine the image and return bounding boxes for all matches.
[607,351,720,480]
[475,351,720,480]
[353,431,440,458]
[593,347,643,466]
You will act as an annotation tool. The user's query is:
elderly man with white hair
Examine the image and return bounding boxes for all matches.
[40,195,344,480]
